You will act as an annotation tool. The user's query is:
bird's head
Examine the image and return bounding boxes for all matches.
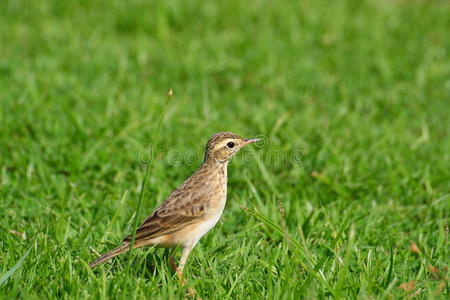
[204,132,260,164]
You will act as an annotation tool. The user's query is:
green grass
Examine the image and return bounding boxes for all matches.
[1,0,449,298]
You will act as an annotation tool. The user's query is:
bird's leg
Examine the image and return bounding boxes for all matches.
[168,247,178,272]
[176,246,193,285]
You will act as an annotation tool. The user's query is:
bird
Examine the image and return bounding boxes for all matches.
[88,132,260,282]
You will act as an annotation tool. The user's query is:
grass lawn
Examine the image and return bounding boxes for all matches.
[1,0,449,298]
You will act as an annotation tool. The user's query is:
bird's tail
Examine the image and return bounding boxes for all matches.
[89,243,130,268]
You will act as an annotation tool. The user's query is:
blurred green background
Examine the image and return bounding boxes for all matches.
[1,0,449,298]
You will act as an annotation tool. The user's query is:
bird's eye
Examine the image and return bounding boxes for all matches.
[226,142,235,149]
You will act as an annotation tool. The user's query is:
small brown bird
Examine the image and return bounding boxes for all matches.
[89,132,260,281]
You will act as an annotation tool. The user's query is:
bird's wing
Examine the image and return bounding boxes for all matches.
[123,174,210,242]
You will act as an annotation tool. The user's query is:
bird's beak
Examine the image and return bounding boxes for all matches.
[244,138,261,145]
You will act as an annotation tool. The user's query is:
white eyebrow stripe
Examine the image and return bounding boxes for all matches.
[211,138,238,151]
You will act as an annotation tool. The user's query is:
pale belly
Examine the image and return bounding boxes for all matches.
[148,204,226,248]
[148,171,228,248]
[181,211,223,247]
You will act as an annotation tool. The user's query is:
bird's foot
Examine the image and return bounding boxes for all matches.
[185,287,197,298]
[176,270,186,285]
[176,270,198,298]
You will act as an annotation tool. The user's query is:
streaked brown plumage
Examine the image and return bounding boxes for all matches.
[89,132,259,281]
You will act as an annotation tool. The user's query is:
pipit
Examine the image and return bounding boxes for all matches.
[89,132,260,281]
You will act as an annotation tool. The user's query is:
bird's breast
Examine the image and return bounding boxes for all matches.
[207,166,228,211]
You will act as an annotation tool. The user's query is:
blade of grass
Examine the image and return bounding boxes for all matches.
[100,190,129,244]
[128,89,173,258]
[334,224,356,296]
[241,206,337,297]
[0,247,32,286]
[383,231,395,287]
